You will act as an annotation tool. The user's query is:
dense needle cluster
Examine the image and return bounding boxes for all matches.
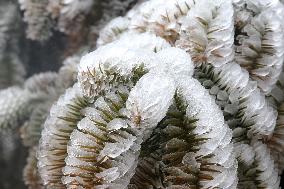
[1,0,284,188]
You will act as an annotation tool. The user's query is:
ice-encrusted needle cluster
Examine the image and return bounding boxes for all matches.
[0,55,80,188]
[37,34,238,188]
[0,0,139,188]
[1,0,284,188]
[18,0,139,41]
[37,0,284,188]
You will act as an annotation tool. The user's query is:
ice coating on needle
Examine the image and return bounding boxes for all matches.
[79,33,172,98]
[194,62,277,138]
[233,0,284,94]
[97,17,172,50]
[159,76,237,189]
[234,143,255,165]
[235,9,284,94]
[62,73,176,188]
[245,0,279,13]
[126,72,175,129]
[97,16,130,47]
[156,47,194,78]
[269,73,284,105]
[115,32,171,52]
[233,0,282,26]
[268,102,284,172]
[177,77,233,156]
[78,43,157,97]
[128,0,195,42]
[61,85,134,188]
[177,0,234,67]
[251,140,280,188]
[37,83,88,188]
[79,36,191,98]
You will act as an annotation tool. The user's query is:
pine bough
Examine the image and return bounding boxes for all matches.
[2,0,284,188]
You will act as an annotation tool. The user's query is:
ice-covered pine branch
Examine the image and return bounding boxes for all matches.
[38,0,284,188]
[19,0,52,41]
[0,0,283,188]
[0,53,80,189]
[95,1,284,187]
[98,0,284,94]
[18,0,139,41]
[0,3,25,88]
[0,54,79,134]
[37,32,238,188]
